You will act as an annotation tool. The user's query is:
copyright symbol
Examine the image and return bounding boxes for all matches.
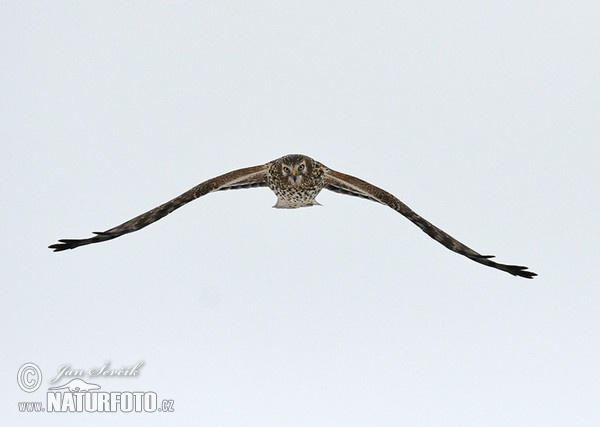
[17,363,42,393]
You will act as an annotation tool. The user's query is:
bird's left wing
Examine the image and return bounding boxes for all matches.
[323,168,536,279]
[49,164,270,251]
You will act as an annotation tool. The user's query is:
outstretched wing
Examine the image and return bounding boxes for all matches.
[49,164,270,251]
[323,168,536,279]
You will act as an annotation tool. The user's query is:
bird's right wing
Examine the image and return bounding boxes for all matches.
[49,164,270,251]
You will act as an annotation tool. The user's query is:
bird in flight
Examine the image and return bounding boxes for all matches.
[49,154,536,278]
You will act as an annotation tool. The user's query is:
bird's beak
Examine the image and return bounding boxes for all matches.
[291,168,297,177]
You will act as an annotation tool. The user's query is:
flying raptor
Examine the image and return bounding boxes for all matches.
[49,154,537,278]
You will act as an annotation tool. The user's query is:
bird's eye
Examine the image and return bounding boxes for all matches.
[297,164,305,171]
[283,166,290,174]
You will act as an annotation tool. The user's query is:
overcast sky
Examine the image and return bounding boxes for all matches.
[2,1,599,426]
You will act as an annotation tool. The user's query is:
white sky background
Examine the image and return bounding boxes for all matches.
[1,1,599,425]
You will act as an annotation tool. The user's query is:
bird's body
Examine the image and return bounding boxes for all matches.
[267,154,325,208]
[49,154,537,279]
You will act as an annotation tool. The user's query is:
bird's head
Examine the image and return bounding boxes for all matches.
[280,154,311,186]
